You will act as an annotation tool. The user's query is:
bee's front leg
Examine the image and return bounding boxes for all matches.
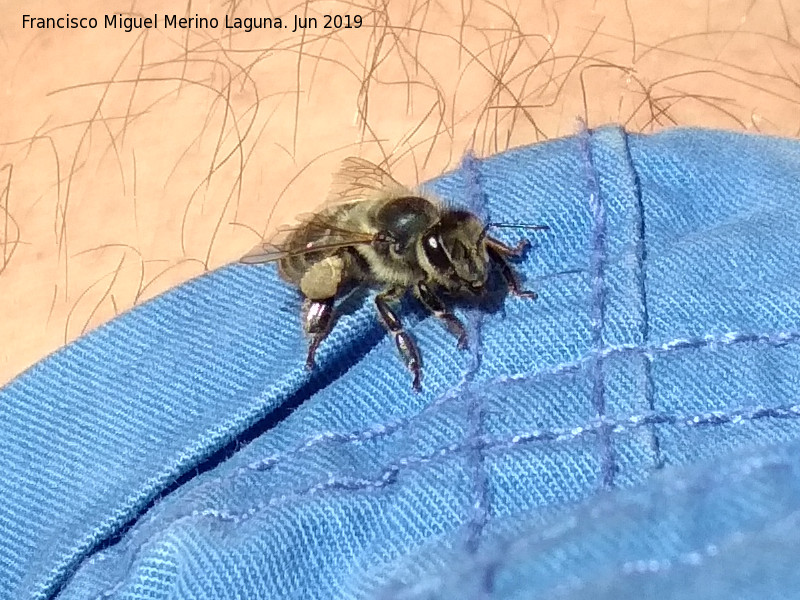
[415,281,468,349]
[485,236,530,257]
[303,297,335,369]
[375,288,422,392]
[486,243,538,299]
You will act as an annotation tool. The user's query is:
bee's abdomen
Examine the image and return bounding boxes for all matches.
[278,253,312,285]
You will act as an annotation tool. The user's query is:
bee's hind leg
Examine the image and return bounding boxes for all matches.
[303,297,335,370]
[375,288,422,392]
[300,255,347,370]
[416,282,468,350]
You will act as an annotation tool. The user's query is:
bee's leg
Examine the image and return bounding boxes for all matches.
[375,288,422,392]
[486,245,538,299]
[299,254,349,369]
[416,282,468,350]
[303,296,335,369]
[486,236,530,257]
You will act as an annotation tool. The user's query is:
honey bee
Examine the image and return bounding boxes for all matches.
[241,157,548,391]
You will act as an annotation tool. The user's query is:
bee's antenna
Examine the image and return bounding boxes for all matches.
[477,222,550,246]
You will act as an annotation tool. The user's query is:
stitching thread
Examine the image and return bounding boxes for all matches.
[460,152,489,555]
[231,330,800,480]
[620,130,661,469]
[580,125,615,488]
[551,510,800,598]
[477,447,800,596]
[191,402,800,525]
[83,329,800,594]
[89,398,800,597]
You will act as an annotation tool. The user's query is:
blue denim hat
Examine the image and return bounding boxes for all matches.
[2,126,800,599]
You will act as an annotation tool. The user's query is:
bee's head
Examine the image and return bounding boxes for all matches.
[418,210,489,294]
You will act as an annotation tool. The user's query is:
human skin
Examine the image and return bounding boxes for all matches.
[1,0,799,384]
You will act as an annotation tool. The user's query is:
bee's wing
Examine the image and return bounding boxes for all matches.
[241,158,408,264]
[239,239,292,264]
[239,213,376,264]
[325,157,411,205]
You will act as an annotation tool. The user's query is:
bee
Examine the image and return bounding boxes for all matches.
[241,157,548,391]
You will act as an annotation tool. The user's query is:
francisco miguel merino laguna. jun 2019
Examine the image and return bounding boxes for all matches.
[22,13,364,33]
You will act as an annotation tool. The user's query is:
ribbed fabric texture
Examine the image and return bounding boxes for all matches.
[1,126,799,599]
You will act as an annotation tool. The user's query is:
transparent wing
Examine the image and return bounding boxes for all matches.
[325,157,411,205]
[241,157,409,264]
[239,212,377,264]
[239,238,293,264]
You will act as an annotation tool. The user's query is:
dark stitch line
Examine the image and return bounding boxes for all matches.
[482,406,800,594]
[579,124,615,488]
[459,151,489,556]
[472,437,800,598]
[620,129,661,470]
[85,331,800,596]
[191,402,800,524]
[229,330,800,481]
[464,313,489,556]
[87,400,800,599]
[644,353,664,468]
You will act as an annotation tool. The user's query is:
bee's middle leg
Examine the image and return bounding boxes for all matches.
[416,282,468,349]
[375,288,422,392]
[303,297,335,369]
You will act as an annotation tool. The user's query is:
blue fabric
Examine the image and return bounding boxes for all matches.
[2,126,800,600]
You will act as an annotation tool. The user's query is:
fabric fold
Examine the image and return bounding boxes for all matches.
[2,126,799,600]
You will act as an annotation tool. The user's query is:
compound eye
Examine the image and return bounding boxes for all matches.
[423,233,451,271]
[450,240,467,261]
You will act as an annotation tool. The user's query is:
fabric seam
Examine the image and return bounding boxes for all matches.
[460,152,489,556]
[83,331,800,597]
[141,403,800,528]
[217,330,800,480]
[619,130,662,470]
[580,126,615,488]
